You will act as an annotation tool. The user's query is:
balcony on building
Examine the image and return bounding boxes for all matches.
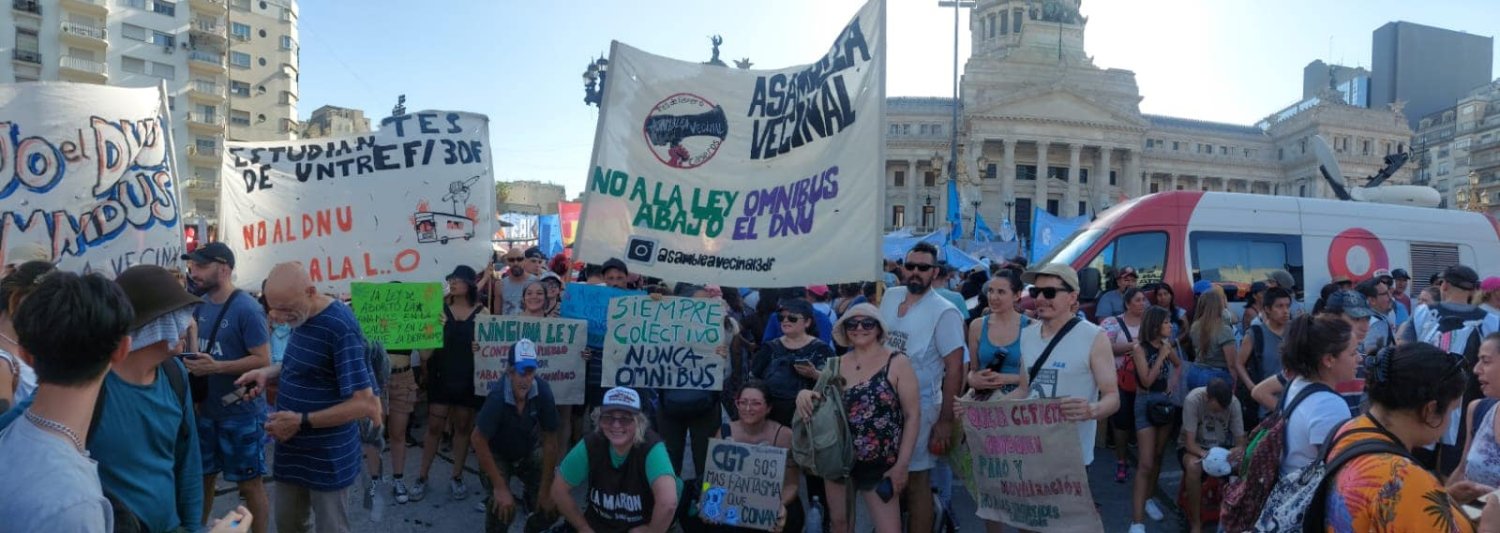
[59,0,106,17]
[189,79,224,103]
[58,55,107,84]
[190,18,226,45]
[187,145,219,165]
[188,49,226,74]
[185,175,218,193]
[12,0,41,17]
[60,20,108,49]
[12,49,41,65]
[190,0,224,13]
[187,111,224,134]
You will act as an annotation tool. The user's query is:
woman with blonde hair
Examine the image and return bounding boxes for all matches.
[1187,288,1237,391]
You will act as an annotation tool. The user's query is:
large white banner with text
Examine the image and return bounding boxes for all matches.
[0,82,184,276]
[219,111,494,292]
[575,0,885,286]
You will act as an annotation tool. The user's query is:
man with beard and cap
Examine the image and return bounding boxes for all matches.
[878,241,965,533]
[182,242,272,532]
[236,262,381,533]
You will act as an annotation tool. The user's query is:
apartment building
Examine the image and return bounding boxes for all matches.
[0,0,299,222]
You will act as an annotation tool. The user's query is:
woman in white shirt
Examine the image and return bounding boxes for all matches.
[1277,314,1359,476]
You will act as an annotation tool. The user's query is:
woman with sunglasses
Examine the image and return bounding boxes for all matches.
[552,386,681,533]
[965,269,1029,398]
[752,299,836,428]
[796,303,920,533]
[707,380,801,533]
[413,265,487,502]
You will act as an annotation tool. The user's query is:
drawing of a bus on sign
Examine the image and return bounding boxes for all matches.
[413,212,474,244]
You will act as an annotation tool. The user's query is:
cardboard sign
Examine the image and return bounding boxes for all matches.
[559,283,643,347]
[218,110,494,293]
[0,83,185,276]
[960,397,1103,533]
[350,282,444,350]
[473,314,587,404]
[699,438,786,531]
[602,295,724,390]
[573,0,885,286]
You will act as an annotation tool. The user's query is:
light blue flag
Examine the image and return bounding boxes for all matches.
[537,215,563,257]
[1029,207,1089,261]
[973,212,996,242]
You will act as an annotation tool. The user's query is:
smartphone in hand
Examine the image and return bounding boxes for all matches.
[876,477,894,503]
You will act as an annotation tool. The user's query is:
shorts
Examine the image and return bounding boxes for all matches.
[1134,391,1171,431]
[908,401,941,472]
[1111,390,1137,432]
[388,369,418,416]
[199,412,268,482]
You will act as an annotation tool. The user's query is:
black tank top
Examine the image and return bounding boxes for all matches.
[584,431,663,532]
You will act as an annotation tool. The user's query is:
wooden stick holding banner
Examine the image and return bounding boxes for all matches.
[960,397,1103,533]
[602,295,725,390]
[350,282,443,350]
[699,438,786,531]
[473,314,588,403]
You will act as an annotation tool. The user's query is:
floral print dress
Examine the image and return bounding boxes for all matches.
[1324,416,1474,533]
[844,354,903,489]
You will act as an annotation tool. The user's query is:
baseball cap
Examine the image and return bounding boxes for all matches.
[601,258,629,276]
[524,246,546,260]
[1116,266,1138,280]
[511,338,539,373]
[1331,274,1352,285]
[4,242,49,267]
[1482,277,1500,294]
[806,285,830,297]
[1443,265,1481,292]
[181,241,235,268]
[1390,268,1411,281]
[1324,290,1374,319]
[1192,280,1214,296]
[601,386,642,413]
[1020,263,1079,292]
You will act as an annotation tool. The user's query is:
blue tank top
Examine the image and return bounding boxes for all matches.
[978,314,1028,375]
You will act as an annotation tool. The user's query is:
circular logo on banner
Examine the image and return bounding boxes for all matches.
[642,93,727,169]
[1327,227,1389,282]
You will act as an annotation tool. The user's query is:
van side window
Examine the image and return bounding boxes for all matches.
[1088,231,1168,293]
[1190,232,1304,302]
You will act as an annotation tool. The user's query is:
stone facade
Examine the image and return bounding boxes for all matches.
[498,180,566,216]
[885,0,1413,237]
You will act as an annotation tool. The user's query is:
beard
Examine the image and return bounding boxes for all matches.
[189,276,216,296]
[906,278,930,295]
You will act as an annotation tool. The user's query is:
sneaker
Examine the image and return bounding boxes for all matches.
[392,479,410,504]
[450,477,468,501]
[1145,499,1164,521]
[410,478,427,502]
[1115,461,1128,483]
[1128,523,1146,533]
[363,480,375,510]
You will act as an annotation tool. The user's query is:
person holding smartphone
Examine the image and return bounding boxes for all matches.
[752,299,835,427]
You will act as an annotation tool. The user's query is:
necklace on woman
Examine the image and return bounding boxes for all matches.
[0,330,16,346]
[25,411,86,456]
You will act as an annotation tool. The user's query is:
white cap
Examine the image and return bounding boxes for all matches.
[1203,447,1232,477]
[601,386,641,413]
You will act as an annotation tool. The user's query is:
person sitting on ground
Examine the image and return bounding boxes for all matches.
[1179,378,1245,533]
[551,387,680,533]
[473,340,562,533]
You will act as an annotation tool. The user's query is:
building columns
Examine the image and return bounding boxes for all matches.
[1065,144,1082,217]
[1002,138,1017,220]
[1034,141,1050,215]
[906,158,918,227]
[1125,149,1141,198]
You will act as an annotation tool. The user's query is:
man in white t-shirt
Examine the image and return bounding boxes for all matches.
[1018,262,1120,466]
[879,242,965,533]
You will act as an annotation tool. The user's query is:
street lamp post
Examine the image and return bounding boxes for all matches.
[938,0,976,238]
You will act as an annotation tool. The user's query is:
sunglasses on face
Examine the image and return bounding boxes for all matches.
[1028,286,1074,300]
[779,314,803,324]
[506,258,522,263]
[905,263,935,273]
[845,318,880,331]
[599,414,636,427]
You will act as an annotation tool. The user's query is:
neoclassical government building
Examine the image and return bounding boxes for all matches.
[886,0,1414,236]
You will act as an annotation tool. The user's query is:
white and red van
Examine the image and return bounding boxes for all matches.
[1038,191,1500,316]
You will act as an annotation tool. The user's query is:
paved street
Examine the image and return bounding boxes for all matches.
[211,433,1193,532]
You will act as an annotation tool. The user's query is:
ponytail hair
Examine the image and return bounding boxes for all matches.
[1280,314,1352,380]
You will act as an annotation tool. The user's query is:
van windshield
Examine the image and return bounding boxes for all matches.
[1038,228,1103,267]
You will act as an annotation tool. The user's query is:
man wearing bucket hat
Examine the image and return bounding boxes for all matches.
[473,339,562,533]
[552,386,681,533]
[93,265,206,533]
[1018,262,1120,466]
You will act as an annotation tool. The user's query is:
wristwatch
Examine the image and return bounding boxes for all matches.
[299,412,312,431]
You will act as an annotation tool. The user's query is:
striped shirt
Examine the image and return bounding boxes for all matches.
[273,300,371,492]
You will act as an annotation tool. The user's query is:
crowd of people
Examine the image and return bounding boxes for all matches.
[8,233,1500,532]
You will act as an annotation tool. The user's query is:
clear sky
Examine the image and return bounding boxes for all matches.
[297,0,1500,200]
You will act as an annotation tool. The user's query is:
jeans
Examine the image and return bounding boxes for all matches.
[1185,364,1233,392]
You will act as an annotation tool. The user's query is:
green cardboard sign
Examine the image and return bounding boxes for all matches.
[351,282,444,350]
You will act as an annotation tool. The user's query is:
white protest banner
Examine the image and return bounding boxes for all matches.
[960,397,1103,532]
[574,0,885,286]
[473,314,588,404]
[219,111,494,293]
[0,83,184,275]
[603,295,724,390]
[700,438,786,531]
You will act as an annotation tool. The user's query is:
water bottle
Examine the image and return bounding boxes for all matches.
[806,496,825,533]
